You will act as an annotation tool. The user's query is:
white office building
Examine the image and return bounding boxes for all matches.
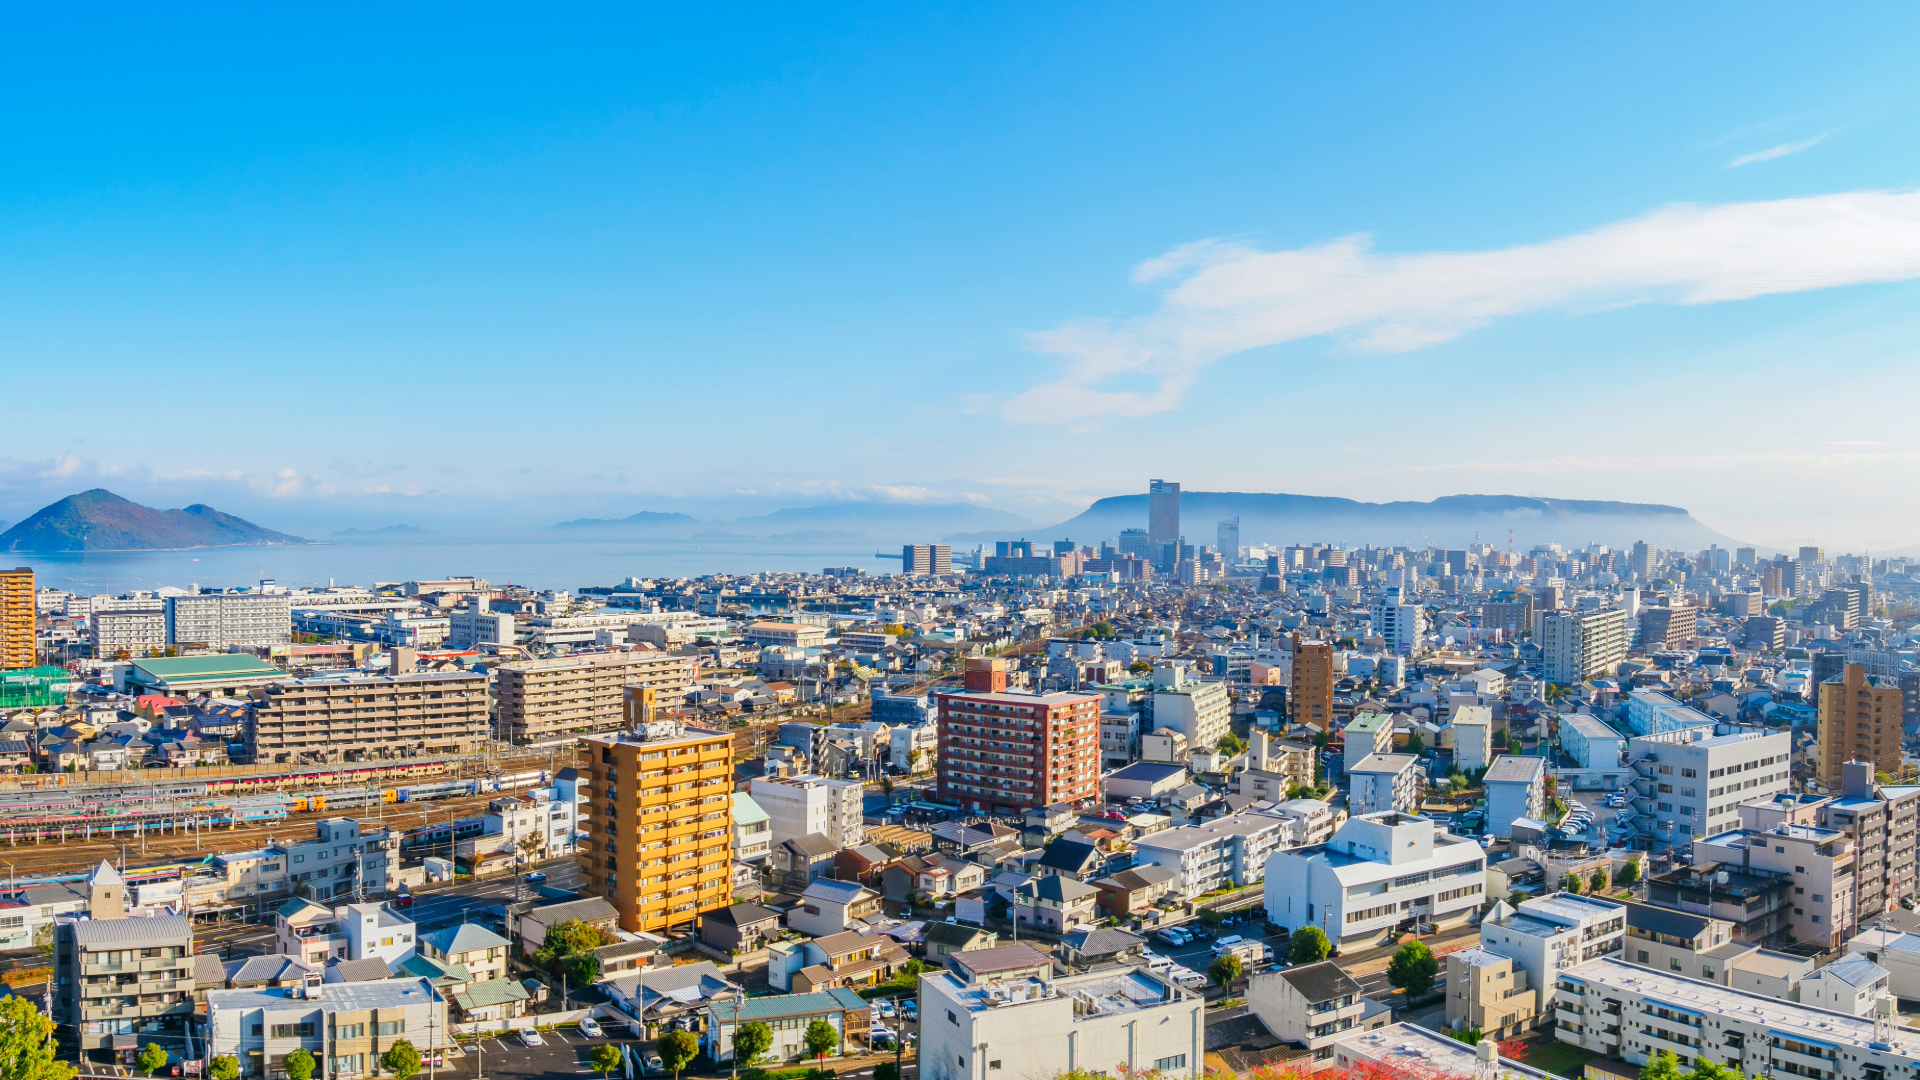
[917,959,1202,1080]
[1264,812,1486,949]
[1451,705,1492,772]
[1484,755,1547,840]
[749,774,866,850]
[1370,587,1423,655]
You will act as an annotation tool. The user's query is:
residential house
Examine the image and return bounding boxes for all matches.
[419,923,511,984]
[275,897,347,965]
[1091,864,1181,920]
[1033,838,1104,881]
[1012,875,1100,934]
[604,961,744,1039]
[335,902,416,966]
[515,896,620,956]
[705,987,870,1064]
[789,929,912,994]
[699,903,784,956]
[920,922,998,962]
[787,879,884,937]
[771,834,841,887]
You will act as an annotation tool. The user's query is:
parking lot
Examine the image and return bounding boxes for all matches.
[426,1025,634,1080]
[1142,913,1286,985]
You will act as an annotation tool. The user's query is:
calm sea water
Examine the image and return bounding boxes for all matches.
[8,536,904,595]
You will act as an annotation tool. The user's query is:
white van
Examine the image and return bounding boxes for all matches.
[1171,967,1208,989]
[1210,935,1245,954]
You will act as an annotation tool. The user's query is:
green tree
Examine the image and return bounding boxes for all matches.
[1128,661,1152,675]
[658,1030,700,1080]
[1405,734,1424,756]
[0,995,78,1080]
[733,1021,774,1068]
[1386,941,1440,998]
[1507,890,1527,906]
[1681,1063,1746,1080]
[1092,621,1115,638]
[210,1057,241,1080]
[1617,856,1642,886]
[137,1044,170,1077]
[1590,866,1610,894]
[1505,732,1523,755]
[589,1045,624,1078]
[1207,953,1244,991]
[564,951,603,988]
[1216,733,1245,756]
[803,1018,841,1062]
[1560,870,1584,894]
[536,918,617,967]
[874,1065,901,1080]
[1289,926,1332,965]
[1639,1050,1684,1080]
[283,1049,317,1080]
[1448,774,1470,797]
[380,1041,422,1080]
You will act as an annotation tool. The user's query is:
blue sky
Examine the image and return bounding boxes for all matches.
[4,5,1920,548]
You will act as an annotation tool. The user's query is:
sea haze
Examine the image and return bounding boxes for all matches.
[10,535,905,595]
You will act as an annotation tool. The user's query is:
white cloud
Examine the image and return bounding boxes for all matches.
[1000,189,1920,425]
[1728,129,1835,168]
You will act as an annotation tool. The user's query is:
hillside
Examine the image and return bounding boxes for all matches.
[952,491,1745,551]
[553,502,1035,542]
[0,489,309,551]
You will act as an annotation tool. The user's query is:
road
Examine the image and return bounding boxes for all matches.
[196,857,583,958]
[438,1012,922,1080]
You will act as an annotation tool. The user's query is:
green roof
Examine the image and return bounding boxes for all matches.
[734,989,861,1022]
[454,977,530,1010]
[732,791,769,826]
[1346,712,1391,732]
[132,654,283,684]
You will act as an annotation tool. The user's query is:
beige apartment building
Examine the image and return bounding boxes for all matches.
[576,722,735,934]
[0,566,32,670]
[248,670,490,763]
[1444,947,1537,1039]
[495,649,693,744]
[1818,662,1906,784]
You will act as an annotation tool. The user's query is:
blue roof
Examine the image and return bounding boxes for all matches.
[1109,761,1184,782]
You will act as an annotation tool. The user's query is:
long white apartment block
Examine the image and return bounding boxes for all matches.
[1553,956,1920,1075]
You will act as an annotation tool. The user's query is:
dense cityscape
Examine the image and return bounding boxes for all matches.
[2,477,1918,1080]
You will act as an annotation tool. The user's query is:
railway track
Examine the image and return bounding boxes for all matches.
[0,789,519,878]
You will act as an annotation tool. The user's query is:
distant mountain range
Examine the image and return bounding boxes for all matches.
[986,491,1746,551]
[553,502,1035,542]
[331,524,435,538]
[0,490,309,552]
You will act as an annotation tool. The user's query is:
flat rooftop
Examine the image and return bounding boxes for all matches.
[928,966,1189,1019]
[1334,1022,1559,1078]
[1562,957,1920,1056]
[1522,893,1623,925]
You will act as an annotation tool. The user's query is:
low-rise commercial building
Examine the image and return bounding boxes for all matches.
[1264,812,1486,949]
[1479,893,1625,990]
[204,977,452,1079]
[916,960,1201,1080]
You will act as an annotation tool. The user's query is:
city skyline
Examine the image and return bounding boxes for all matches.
[5,8,1920,548]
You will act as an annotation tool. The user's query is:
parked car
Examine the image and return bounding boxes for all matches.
[577,1018,602,1038]
[875,1000,896,1018]
[1156,928,1190,946]
[1210,935,1245,954]
[642,1052,664,1073]
[901,1000,918,1020]
[516,1029,544,1048]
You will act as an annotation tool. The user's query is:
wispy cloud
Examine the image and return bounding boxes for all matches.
[1728,129,1837,168]
[999,189,1920,426]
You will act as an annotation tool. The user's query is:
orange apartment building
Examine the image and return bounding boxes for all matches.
[1290,633,1334,730]
[577,720,736,934]
[0,567,33,670]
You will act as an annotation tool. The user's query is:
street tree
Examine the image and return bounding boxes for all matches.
[657,1030,700,1080]
[1207,953,1244,992]
[380,1040,422,1080]
[733,1021,774,1067]
[137,1045,170,1077]
[0,995,77,1080]
[589,1045,624,1078]
[804,1018,841,1063]
[1386,941,1440,998]
[210,1057,240,1080]
[283,1050,317,1080]
[1289,926,1332,965]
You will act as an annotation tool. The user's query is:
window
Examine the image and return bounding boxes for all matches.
[990,1063,1002,1071]
[1637,951,1649,963]
[376,1020,405,1036]
[1155,1057,1188,1071]
[947,1010,958,1025]
[1702,966,1715,980]
[1670,959,1681,971]
[272,1023,316,1039]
